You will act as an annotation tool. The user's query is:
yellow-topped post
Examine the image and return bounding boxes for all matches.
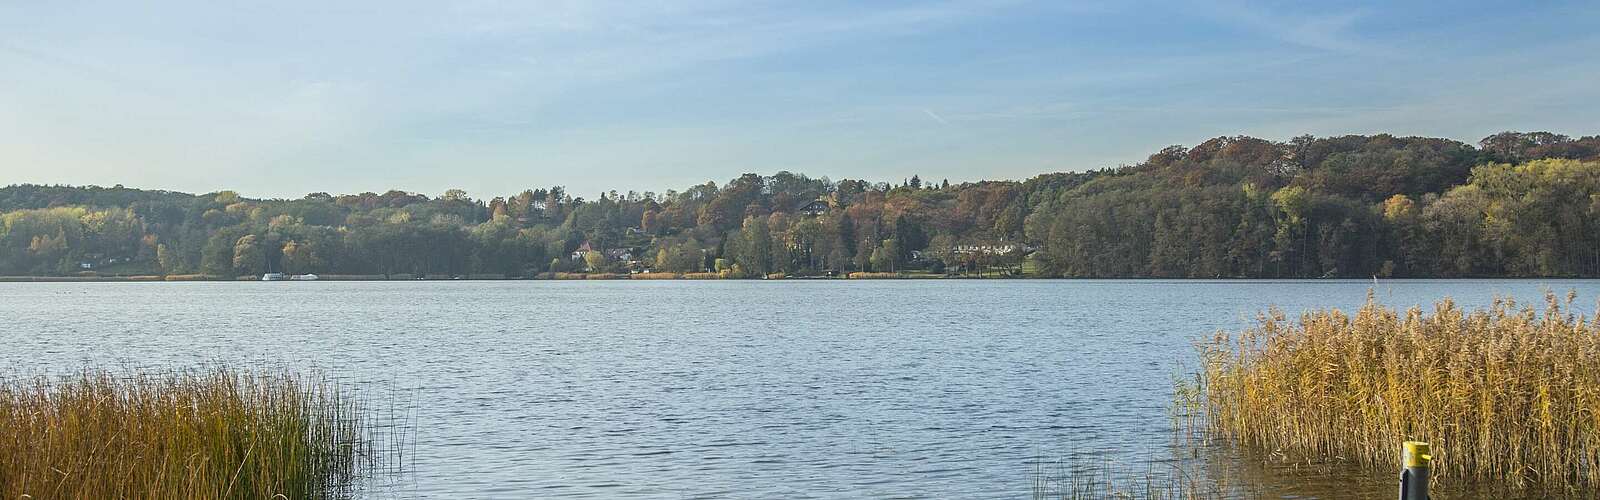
[1399,441,1431,500]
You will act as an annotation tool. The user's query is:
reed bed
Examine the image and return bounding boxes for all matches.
[308,274,387,281]
[0,367,402,499]
[162,274,220,281]
[679,272,723,280]
[1197,292,1600,492]
[846,272,902,279]
[629,272,679,280]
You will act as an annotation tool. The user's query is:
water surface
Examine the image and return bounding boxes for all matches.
[4,279,1596,498]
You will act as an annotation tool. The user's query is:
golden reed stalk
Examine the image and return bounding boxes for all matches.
[1198,291,1600,492]
[0,367,388,499]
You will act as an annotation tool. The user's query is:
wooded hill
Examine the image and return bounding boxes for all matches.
[3,131,1598,278]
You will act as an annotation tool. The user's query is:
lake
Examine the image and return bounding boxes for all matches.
[3,279,1597,498]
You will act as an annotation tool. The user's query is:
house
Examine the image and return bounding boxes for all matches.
[571,241,636,266]
[603,248,633,262]
[570,241,596,260]
[950,243,1037,256]
[797,199,829,216]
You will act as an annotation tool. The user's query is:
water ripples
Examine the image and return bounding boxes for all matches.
[4,279,1599,498]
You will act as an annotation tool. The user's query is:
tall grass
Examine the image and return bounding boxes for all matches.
[1197,292,1600,492]
[1030,457,1235,500]
[0,367,404,499]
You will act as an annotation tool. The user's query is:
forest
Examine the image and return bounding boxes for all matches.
[2,131,1598,279]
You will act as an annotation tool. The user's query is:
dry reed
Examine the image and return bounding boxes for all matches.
[307,274,386,281]
[629,272,679,280]
[156,274,219,281]
[847,272,902,279]
[0,367,401,499]
[1197,291,1600,492]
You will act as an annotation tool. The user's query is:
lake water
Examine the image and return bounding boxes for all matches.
[4,279,1598,498]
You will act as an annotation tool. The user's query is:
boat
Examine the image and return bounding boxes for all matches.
[261,273,288,281]
[290,274,320,281]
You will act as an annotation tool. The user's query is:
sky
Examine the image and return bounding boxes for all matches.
[2,1,1598,200]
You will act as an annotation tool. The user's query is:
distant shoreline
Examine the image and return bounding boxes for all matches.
[0,274,983,282]
[4,274,1596,282]
[6,133,1598,283]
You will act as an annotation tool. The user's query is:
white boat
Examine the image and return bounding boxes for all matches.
[261,272,288,281]
[290,274,320,281]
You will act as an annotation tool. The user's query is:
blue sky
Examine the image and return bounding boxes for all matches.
[2,1,1597,199]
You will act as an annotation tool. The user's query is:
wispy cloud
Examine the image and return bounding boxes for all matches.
[1189,0,1372,53]
[1,0,1596,198]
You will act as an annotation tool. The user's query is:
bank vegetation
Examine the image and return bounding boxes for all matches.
[0,367,404,499]
[1197,293,1600,493]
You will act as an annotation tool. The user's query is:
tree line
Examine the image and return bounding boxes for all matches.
[2,131,1598,279]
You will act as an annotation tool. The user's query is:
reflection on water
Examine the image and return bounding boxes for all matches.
[3,279,1598,498]
[1033,434,1565,499]
[1027,424,1402,499]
